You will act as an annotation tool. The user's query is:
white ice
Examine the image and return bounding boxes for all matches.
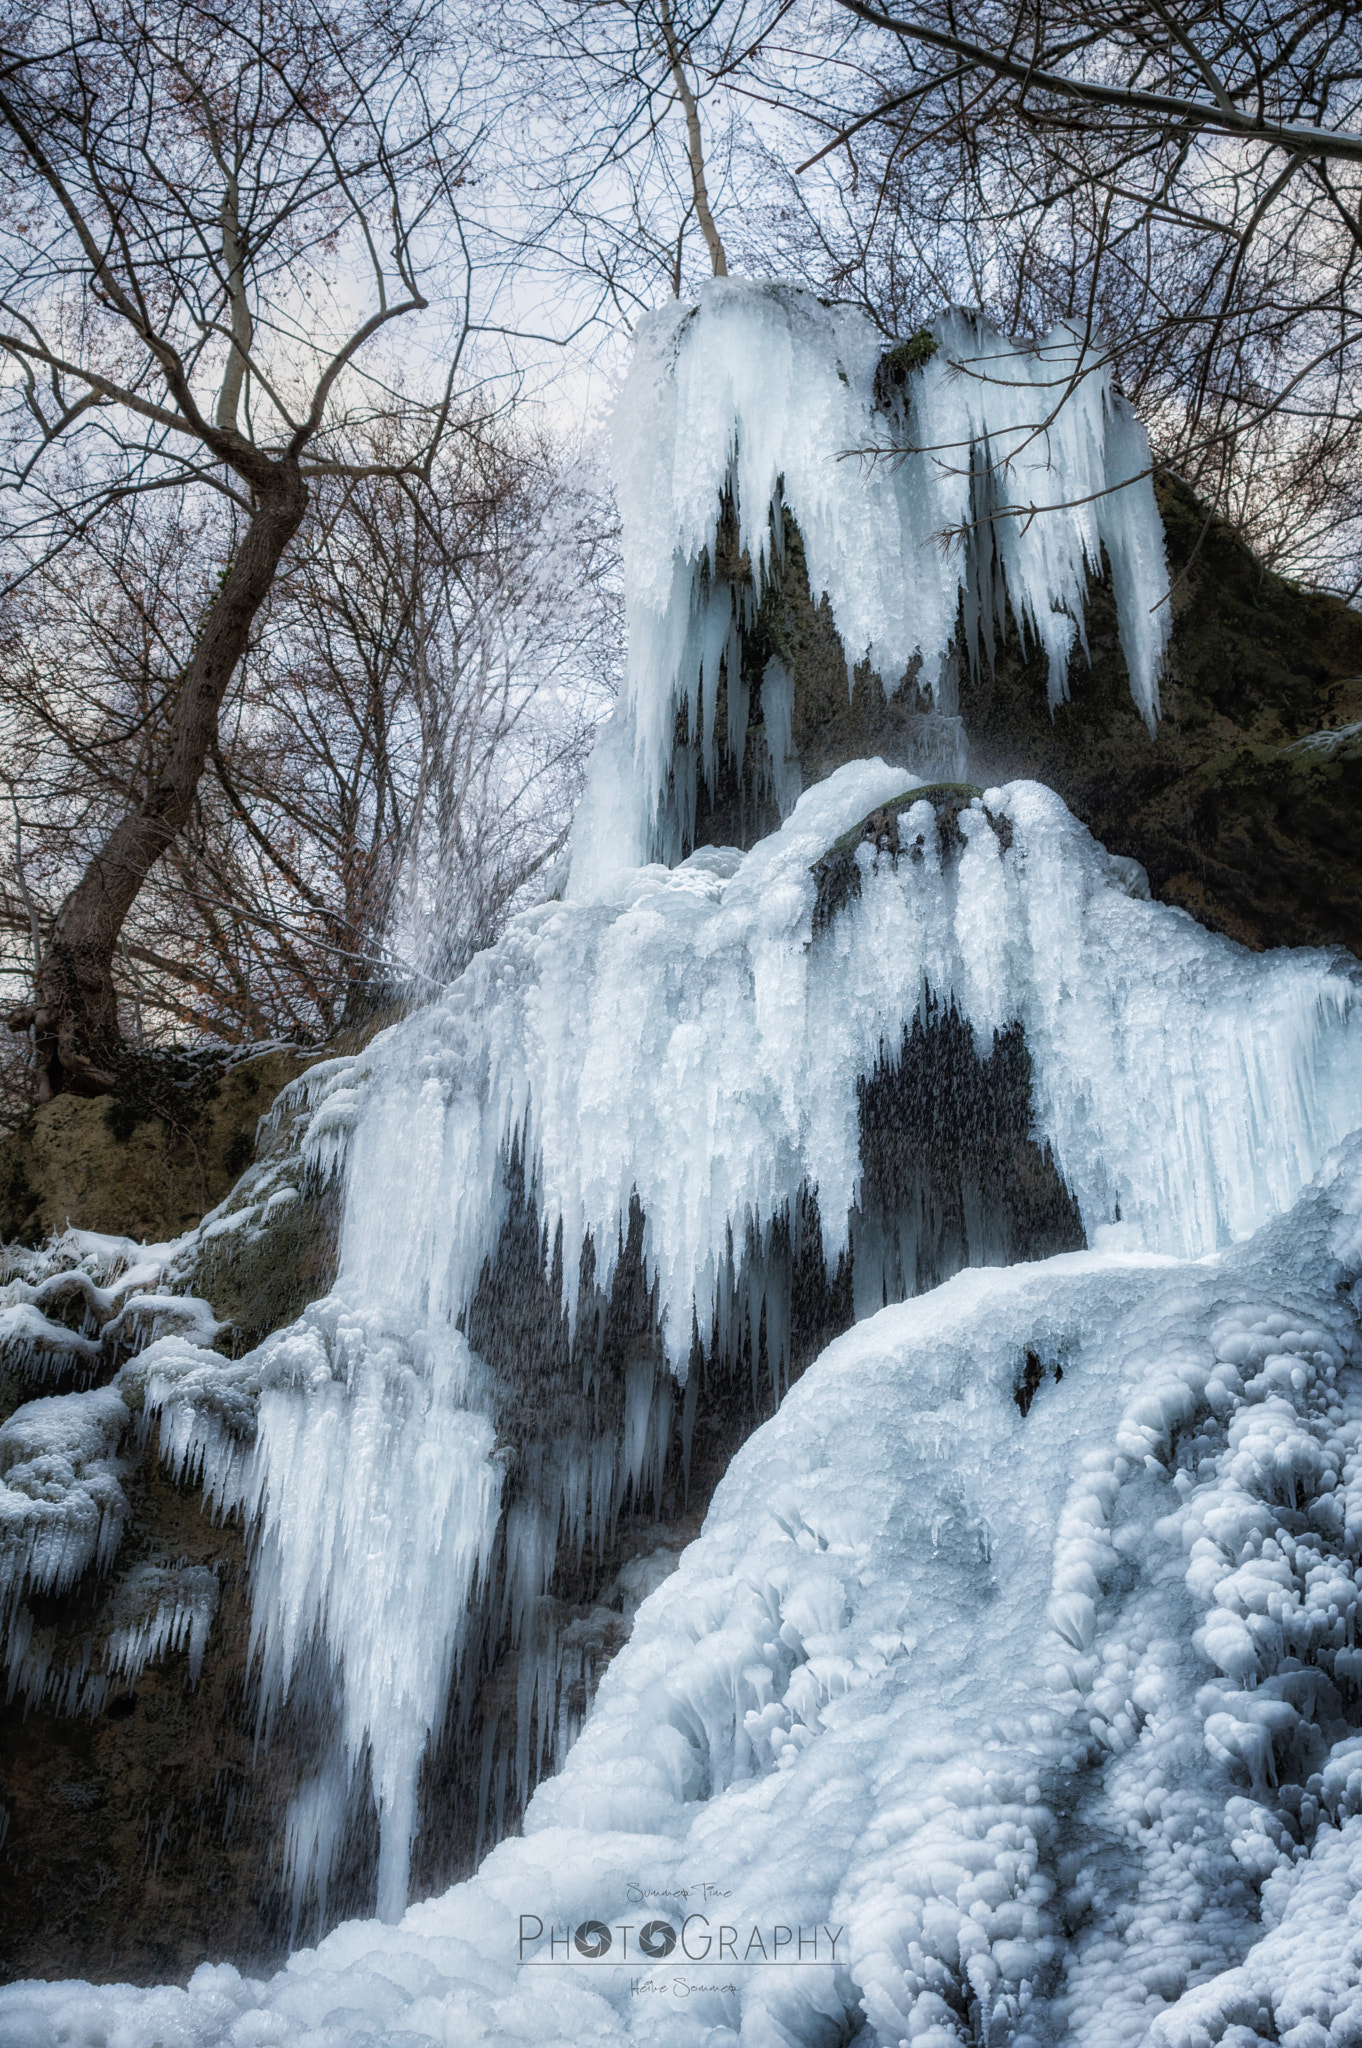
[14,763,1355,1923]
[0,1384,132,1628]
[579,282,1169,891]
[7,1129,1362,2046]
[332,767,1361,1381]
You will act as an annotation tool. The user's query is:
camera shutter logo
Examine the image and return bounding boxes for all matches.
[573,1922,612,1959]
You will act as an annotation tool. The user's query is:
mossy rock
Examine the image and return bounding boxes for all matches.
[812,783,989,933]
[0,1457,307,1986]
[960,471,1362,955]
[822,781,985,860]
[0,1019,409,1979]
[0,1048,313,1248]
[187,1188,339,1358]
[873,328,940,410]
[0,1007,407,1255]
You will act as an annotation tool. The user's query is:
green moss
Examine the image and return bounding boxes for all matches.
[884,329,940,373]
[823,782,983,859]
[873,329,942,412]
[186,1190,338,1357]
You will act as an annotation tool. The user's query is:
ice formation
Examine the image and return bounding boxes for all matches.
[2,279,1360,2035]
[7,1134,1362,2046]
[4,768,1361,1930]
[574,282,1169,890]
[335,767,1361,1386]
[0,1385,132,1625]
[0,1072,352,1722]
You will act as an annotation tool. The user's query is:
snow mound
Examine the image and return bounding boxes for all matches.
[7,1133,1362,2045]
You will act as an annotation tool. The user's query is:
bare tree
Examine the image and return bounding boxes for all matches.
[721,0,1362,587]
[0,0,486,1097]
[0,419,618,1089]
[0,424,620,1089]
[658,0,729,274]
[497,0,754,317]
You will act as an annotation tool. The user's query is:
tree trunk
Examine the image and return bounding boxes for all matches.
[8,466,309,1099]
[658,0,728,277]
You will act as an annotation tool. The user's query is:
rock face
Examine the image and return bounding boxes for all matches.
[0,1049,312,1250]
[688,470,1362,958]
[0,1033,401,1985]
[0,1471,304,1985]
[961,474,1362,957]
[682,508,967,853]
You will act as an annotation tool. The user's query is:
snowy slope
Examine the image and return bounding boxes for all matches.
[7,1135,1362,2047]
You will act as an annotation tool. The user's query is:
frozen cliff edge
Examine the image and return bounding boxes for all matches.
[575,280,1170,888]
[7,1132,1362,2045]
[335,765,1362,1362]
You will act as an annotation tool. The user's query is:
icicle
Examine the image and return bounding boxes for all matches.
[584,283,1169,889]
[240,1312,502,1923]
[104,1563,220,1689]
[759,659,801,820]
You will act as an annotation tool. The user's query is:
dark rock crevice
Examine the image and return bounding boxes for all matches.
[661,504,968,859]
[664,461,1362,956]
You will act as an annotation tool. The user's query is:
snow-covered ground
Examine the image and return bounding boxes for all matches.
[6,1132,1362,2047]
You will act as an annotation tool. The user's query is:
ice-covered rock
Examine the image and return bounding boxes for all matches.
[33,765,1354,1925]
[335,768,1361,1379]
[575,282,1169,891]
[0,1044,375,1723]
[7,1131,1362,2045]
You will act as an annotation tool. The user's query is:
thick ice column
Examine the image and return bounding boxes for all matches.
[243,1311,502,1921]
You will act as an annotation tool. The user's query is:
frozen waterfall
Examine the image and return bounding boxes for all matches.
[573,282,1170,894]
[2,282,1362,2044]
[9,1134,1362,2046]
[8,763,1355,1928]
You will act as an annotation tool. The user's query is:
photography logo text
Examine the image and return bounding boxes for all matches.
[518,1900,844,1975]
